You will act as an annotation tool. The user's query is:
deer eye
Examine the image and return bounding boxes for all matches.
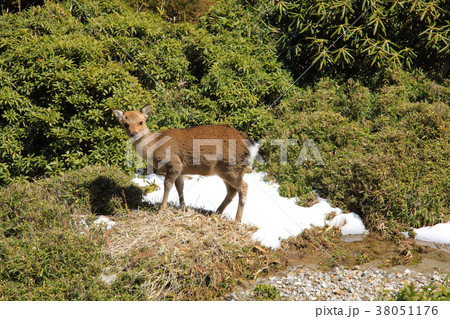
[139,121,143,125]
[124,123,129,128]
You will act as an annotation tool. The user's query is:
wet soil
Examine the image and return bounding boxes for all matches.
[387,241,450,274]
[281,228,450,275]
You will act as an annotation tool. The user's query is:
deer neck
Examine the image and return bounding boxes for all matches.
[130,127,160,152]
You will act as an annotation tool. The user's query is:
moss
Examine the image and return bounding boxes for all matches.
[252,284,281,301]
[0,165,145,300]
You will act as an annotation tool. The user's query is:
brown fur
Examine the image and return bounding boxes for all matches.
[113,104,257,222]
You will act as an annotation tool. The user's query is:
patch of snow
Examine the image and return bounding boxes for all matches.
[133,172,371,249]
[80,219,88,228]
[410,223,450,245]
[94,216,116,230]
[134,172,450,247]
[100,274,117,285]
[326,212,368,236]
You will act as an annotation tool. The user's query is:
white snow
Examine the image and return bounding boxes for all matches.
[132,172,368,249]
[132,172,450,248]
[407,223,450,245]
[326,212,368,236]
[100,273,118,285]
[94,216,117,230]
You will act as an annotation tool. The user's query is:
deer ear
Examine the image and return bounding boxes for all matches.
[141,104,151,118]
[112,109,124,121]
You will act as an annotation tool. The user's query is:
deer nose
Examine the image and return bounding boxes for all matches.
[130,132,137,138]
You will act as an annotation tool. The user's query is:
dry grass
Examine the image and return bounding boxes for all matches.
[104,207,286,300]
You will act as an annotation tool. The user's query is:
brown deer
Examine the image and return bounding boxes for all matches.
[113,104,259,222]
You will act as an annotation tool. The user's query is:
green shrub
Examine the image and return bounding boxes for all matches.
[389,276,450,301]
[0,165,145,300]
[0,0,289,185]
[263,69,449,232]
[133,0,215,22]
[268,0,449,81]
[252,283,281,300]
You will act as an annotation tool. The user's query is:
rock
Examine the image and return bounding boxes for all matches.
[225,293,239,301]
[432,275,441,281]
[334,288,343,295]
[232,264,443,301]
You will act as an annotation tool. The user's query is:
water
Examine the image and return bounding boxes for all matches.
[341,234,368,242]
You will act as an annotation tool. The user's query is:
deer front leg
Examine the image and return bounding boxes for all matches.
[159,171,180,213]
[216,181,237,215]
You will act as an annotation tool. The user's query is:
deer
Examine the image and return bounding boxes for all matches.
[113,104,259,222]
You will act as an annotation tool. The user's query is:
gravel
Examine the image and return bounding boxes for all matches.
[230,266,446,301]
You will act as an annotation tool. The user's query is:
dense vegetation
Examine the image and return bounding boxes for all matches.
[265,70,449,230]
[0,0,448,256]
[0,165,142,299]
[0,0,289,184]
[270,0,449,81]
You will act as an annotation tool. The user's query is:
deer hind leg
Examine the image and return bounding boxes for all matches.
[175,175,185,209]
[235,180,248,223]
[216,181,237,215]
[219,174,248,223]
